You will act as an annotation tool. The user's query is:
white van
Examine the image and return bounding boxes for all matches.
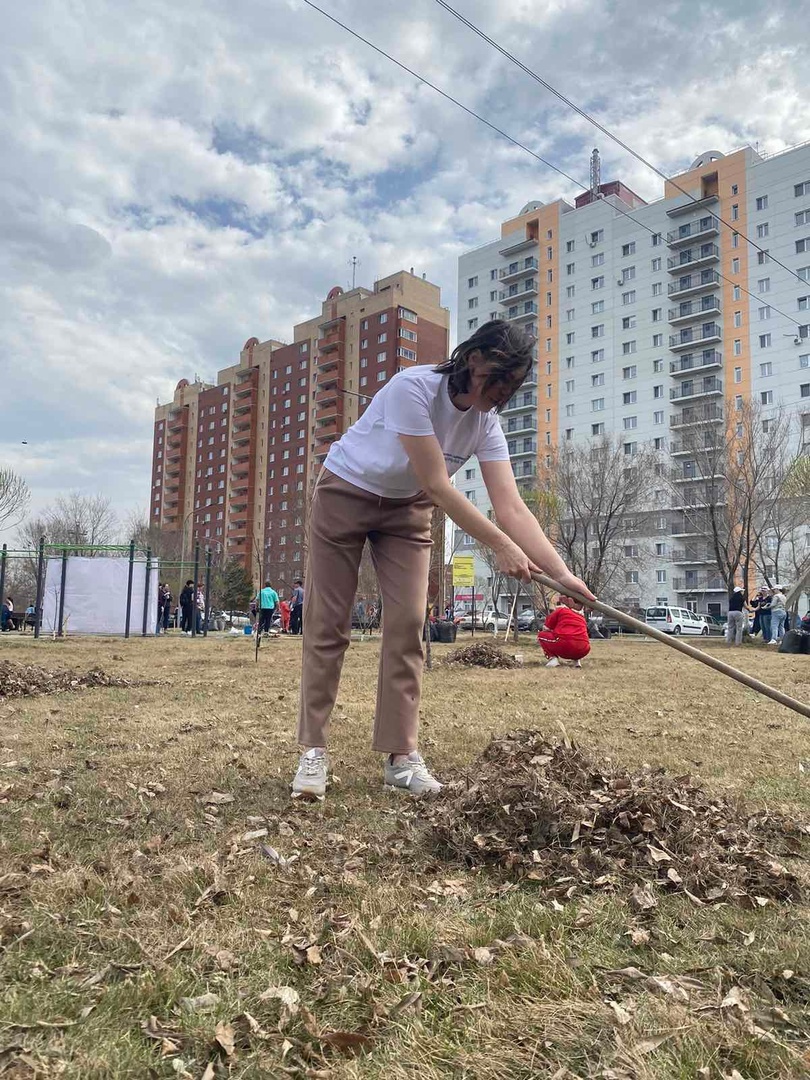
[644,606,708,636]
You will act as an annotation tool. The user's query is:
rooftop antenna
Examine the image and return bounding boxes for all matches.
[590,147,601,195]
[348,256,360,290]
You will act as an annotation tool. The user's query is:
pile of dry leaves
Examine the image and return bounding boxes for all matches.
[443,641,520,670]
[425,729,806,906]
[0,661,133,701]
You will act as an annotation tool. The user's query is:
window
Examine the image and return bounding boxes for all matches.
[654,410,664,424]
[398,307,418,322]
[591,323,605,338]
[760,390,773,405]
[566,332,575,345]
[591,398,605,411]
[651,257,662,272]
[565,403,575,417]
[732,257,740,273]
[622,290,636,305]
[732,232,739,248]
[651,282,662,297]
[591,300,604,313]
[467,318,478,329]
[468,297,478,309]
[733,311,742,327]
[653,333,664,347]
[566,356,575,368]
[591,422,604,435]
[796,210,810,226]
[759,333,772,348]
[467,275,478,288]
[795,181,810,197]
[623,442,637,456]
[801,354,810,369]
[796,238,810,254]
[622,340,637,355]
[591,372,604,387]
[591,252,605,266]
[489,290,497,302]
[652,233,662,247]
[760,362,773,377]
[622,315,637,329]
[653,358,663,372]
[590,229,603,244]
[566,262,575,275]
[621,266,636,283]
[731,204,739,220]
[799,297,810,311]
[731,183,738,195]
[377,351,386,362]
[621,241,636,257]
[566,308,575,321]
[735,394,743,411]
[656,570,667,584]
[756,195,768,210]
[490,269,498,281]
[377,370,387,382]
[757,277,771,293]
[565,378,575,392]
[591,275,604,290]
[756,222,769,238]
[801,383,810,398]
[566,285,576,298]
[623,415,638,430]
[377,332,388,344]
[758,250,770,265]
[734,366,742,383]
[733,339,742,356]
[733,285,741,300]
[566,239,575,252]
[623,365,637,379]
[623,391,637,405]
[591,348,604,363]
[625,571,639,585]
[653,384,663,398]
[397,346,417,361]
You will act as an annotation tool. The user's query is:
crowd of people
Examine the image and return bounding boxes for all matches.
[726,584,801,646]
[151,577,305,638]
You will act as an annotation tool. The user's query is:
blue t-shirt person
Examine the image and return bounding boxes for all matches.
[258,586,279,610]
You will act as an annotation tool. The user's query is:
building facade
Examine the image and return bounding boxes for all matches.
[150,271,449,581]
[457,144,810,613]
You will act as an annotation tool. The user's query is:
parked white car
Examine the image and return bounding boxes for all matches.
[644,606,708,636]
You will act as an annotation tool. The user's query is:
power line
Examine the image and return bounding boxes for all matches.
[433,0,810,293]
[299,0,803,330]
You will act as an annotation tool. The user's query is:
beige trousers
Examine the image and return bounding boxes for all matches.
[297,469,433,753]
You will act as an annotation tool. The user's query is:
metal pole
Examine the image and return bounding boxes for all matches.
[203,548,212,638]
[530,571,810,722]
[34,537,45,639]
[141,546,152,636]
[57,550,68,637]
[191,543,200,637]
[124,539,135,639]
[0,544,6,631]
[471,584,475,638]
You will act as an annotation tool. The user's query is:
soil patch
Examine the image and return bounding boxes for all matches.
[0,660,135,701]
[443,641,520,669]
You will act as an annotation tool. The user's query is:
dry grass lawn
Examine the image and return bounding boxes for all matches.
[1,630,809,1079]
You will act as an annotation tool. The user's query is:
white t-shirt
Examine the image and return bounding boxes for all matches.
[325,366,509,498]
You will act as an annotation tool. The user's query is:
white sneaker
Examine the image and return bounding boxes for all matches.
[291,748,329,800]
[768,639,779,645]
[573,659,582,668]
[384,752,442,797]
[546,657,560,668]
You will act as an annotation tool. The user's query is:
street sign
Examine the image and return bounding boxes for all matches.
[452,554,475,587]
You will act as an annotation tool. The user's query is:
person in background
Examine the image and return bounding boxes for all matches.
[256,581,279,636]
[22,602,35,633]
[289,578,304,635]
[444,602,453,621]
[536,595,591,668]
[800,610,810,632]
[179,579,195,635]
[725,585,747,646]
[195,582,206,634]
[1,596,16,632]
[279,598,291,633]
[769,586,787,644]
[162,583,173,632]
[156,582,166,635]
[758,588,773,645]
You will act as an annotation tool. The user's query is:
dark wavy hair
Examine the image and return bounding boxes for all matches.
[433,319,535,405]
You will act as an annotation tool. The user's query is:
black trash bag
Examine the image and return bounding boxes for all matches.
[778,630,809,655]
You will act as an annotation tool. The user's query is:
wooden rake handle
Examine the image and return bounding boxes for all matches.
[531,571,810,721]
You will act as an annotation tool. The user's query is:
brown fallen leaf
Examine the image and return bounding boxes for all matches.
[319,1031,373,1055]
[180,992,220,1012]
[258,986,300,1013]
[214,1020,235,1058]
[629,883,658,912]
[199,791,234,806]
[201,1062,216,1080]
[472,947,494,966]
[607,1000,632,1026]
[387,992,423,1018]
[632,1032,673,1055]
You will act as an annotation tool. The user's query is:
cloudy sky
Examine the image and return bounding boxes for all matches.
[1,0,806,536]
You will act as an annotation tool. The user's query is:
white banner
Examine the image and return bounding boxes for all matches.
[41,556,160,636]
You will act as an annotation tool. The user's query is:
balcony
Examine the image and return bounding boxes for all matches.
[499,280,538,303]
[667,243,720,272]
[234,396,254,415]
[670,438,723,456]
[670,404,724,428]
[666,194,719,218]
[506,301,539,322]
[315,386,339,408]
[672,575,726,593]
[317,369,340,390]
[668,296,721,324]
[233,417,252,432]
[229,530,248,543]
[499,235,537,257]
[669,324,722,351]
[500,257,538,283]
[232,432,251,447]
[315,419,340,441]
[668,269,721,298]
[318,325,345,352]
[317,353,341,373]
[510,441,538,457]
[666,215,720,247]
[315,405,342,424]
[670,350,722,375]
[670,377,723,402]
[505,417,538,434]
[502,393,537,413]
[234,382,254,398]
[671,548,717,564]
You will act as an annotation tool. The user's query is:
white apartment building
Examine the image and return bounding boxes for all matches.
[457,144,810,614]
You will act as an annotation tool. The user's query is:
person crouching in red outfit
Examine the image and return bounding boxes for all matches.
[537,595,591,668]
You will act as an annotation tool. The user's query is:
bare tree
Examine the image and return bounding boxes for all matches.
[0,469,30,532]
[28,492,119,550]
[666,401,796,594]
[536,437,662,601]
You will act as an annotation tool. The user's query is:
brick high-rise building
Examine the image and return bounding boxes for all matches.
[150,271,449,583]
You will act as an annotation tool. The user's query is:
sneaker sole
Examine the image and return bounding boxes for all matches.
[383,783,442,798]
[291,789,326,802]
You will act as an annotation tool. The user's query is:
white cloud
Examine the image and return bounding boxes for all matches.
[0,0,806,535]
